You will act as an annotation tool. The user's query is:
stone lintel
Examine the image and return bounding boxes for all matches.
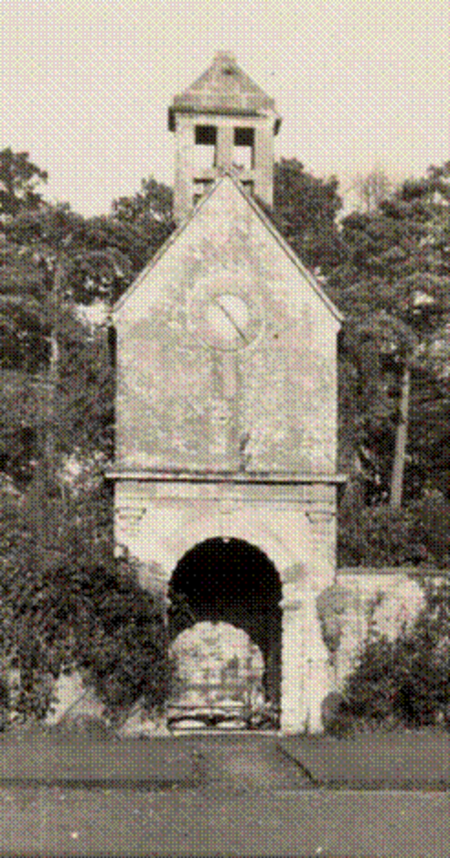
[114,482,339,507]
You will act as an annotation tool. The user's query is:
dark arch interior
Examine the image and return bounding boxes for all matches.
[168,537,282,707]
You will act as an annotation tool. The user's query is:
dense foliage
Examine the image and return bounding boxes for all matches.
[261,157,345,274]
[0,468,171,720]
[344,579,450,729]
[0,148,48,217]
[339,491,450,568]
[0,174,174,485]
[329,163,450,507]
[0,171,175,719]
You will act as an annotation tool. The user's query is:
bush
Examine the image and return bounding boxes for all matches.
[14,560,172,720]
[321,691,354,737]
[0,465,172,722]
[420,494,450,566]
[76,563,172,714]
[344,579,450,729]
[339,501,433,567]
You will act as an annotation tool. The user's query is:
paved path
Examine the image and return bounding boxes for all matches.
[179,733,315,790]
[0,784,448,856]
[0,736,448,856]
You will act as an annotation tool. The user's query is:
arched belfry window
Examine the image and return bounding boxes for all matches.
[233,127,255,170]
[194,124,217,171]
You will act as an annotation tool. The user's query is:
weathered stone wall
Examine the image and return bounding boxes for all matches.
[114,478,337,591]
[322,570,427,688]
[113,178,340,476]
[114,477,338,733]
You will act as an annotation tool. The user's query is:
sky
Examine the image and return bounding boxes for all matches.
[1,0,449,218]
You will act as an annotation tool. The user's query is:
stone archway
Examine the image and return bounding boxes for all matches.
[116,488,335,732]
[167,537,282,728]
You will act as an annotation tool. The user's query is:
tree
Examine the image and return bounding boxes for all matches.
[271,158,345,273]
[0,208,99,482]
[55,310,114,459]
[353,169,393,214]
[112,176,173,225]
[329,162,450,505]
[0,199,158,482]
[0,149,48,217]
[111,176,175,264]
[1,204,141,303]
[0,162,178,484]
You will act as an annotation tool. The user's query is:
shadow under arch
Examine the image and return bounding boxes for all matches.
[168,537,282,710]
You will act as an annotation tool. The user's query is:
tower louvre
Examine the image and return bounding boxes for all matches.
[168,52,281,223]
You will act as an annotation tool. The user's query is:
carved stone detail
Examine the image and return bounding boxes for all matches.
[115,505,147,535]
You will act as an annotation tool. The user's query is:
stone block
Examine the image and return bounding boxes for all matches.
[45,670,106,726]
[117,700,169,737]
[371,579,424,641]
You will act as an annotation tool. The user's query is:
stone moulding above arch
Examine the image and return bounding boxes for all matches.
[136,502,332,590]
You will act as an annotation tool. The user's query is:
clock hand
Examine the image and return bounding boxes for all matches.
[211,297,249,344]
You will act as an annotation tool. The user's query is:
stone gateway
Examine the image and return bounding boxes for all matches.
[108,53,345,733]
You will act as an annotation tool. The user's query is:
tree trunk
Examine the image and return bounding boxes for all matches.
[390,363,411,508]
[45,258,64,462]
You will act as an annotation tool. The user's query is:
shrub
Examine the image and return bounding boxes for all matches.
[420,494,450,566]
[0,464,172,721]
[344,579,450,729]
[14,560,172,720]
[75,563,172,714]
[321,691,354,737]
[339,501,432,567]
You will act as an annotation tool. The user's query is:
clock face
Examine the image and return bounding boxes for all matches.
[189,276,264,351]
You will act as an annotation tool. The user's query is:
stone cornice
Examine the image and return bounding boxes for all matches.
[106,469,347,485]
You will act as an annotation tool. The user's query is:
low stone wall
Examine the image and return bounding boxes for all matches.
[319,567,446,689]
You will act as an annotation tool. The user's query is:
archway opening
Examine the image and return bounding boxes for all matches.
[167,537,282,728]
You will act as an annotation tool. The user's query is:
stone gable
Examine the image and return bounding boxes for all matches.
[113,176,341,476]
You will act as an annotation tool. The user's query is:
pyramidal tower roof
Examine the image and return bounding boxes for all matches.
[168,52,281,133]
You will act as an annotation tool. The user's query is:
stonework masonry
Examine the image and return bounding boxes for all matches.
[110,55,344,733]
[112,476,340,732]
[169,51,280,222]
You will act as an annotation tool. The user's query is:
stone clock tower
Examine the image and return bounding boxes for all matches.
[109,53,344,733]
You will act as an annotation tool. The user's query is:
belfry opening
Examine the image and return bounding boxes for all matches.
[167,538,282,729]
